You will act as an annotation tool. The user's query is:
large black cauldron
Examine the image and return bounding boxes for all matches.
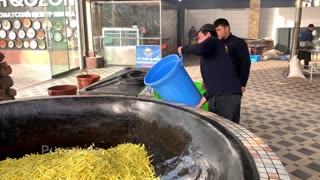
[0,96,259,180]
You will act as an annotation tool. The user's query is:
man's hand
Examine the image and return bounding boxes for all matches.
[201,83,206,90]
[177,46,183,55]
[241,86,246,93]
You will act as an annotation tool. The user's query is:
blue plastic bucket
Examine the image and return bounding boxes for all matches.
[144,54,201,106]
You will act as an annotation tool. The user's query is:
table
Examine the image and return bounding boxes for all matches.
[299,48,320,82]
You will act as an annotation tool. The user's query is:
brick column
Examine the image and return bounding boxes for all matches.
[248,0,260,39]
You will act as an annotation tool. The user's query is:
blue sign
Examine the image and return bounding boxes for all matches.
[136,45,161,68]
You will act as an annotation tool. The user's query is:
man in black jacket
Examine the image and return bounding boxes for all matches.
[178,23,243,124]
[213,18,251,94]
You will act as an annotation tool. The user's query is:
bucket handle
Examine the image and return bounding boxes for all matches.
[179,54,184,66]
[81,70,88,75]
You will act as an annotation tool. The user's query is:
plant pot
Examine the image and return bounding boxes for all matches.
[48,85,77,96]
[77,74,101,90]
[85,57,105,69]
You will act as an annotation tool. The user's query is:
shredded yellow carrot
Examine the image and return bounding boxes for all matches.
[0,143,159,180]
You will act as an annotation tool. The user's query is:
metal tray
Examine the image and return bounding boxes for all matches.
[78,67,149,96]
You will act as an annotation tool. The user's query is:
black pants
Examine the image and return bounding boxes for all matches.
[208,94,242,124]
[298,51,311,66]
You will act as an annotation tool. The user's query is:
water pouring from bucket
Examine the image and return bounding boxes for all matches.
[144,54,201,106]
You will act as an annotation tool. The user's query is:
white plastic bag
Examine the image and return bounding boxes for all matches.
[288,55,306,79]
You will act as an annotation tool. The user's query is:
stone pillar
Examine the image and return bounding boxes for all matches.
[248,0,260,39]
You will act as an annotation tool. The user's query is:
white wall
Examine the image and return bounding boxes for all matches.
[259,7,320,44]
[185,8,249,45]
[185,7,320,46]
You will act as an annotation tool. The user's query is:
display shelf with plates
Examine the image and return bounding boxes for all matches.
[0,18,48,50]
[0,16,78,50]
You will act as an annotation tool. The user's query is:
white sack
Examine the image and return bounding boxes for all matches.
[288,55,306,79]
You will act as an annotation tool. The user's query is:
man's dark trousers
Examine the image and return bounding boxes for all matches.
[208,94,242,124]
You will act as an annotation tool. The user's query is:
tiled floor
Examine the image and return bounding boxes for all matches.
[11,64,51,90]
[10,65,125,99]
[5,55,320,179]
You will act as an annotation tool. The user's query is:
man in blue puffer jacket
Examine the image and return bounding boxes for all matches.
[298,24,315,68]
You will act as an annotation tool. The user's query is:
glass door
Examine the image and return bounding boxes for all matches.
[44,1,80,76]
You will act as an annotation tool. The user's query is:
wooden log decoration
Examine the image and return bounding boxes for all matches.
[0,68,7,77]
[0,52,4,63]
[5,65,12,75]
[0,95,14,100]
[0,76,14,89]
[0,89,5,97]
[0,62,12,76]
[0,61,8,68]
[6,88,17,97]
[0,62,9,76]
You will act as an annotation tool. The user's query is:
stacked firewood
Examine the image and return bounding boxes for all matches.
[0,52,16,100]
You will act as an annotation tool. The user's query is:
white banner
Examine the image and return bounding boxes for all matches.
[0,11,76,18]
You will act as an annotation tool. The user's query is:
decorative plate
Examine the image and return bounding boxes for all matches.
[42,19,52,30]
[30,40,37,49]
[33,20,41,30]
[38,41,46,49]
[8,40,14,48]
[70,19,77,28]
[8,31,16,40]
[23,41,29,48]
[13,20,22,29]
[61,27,72,38]
[73,31,78,38]
[0,40,7,48]
[54,32,62,42]
[23,18,32,28]
[53,20,63,30]
[36,30,45,40]
[2,20,11,30]
[27,28,36,38]
[0,29,6,39]
[15,39,23,48]
[18,29,26,39]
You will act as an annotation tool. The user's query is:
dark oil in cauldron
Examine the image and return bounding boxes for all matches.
[0,113,218,179]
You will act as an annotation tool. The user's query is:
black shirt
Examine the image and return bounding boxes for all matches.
[223,34,251,87]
